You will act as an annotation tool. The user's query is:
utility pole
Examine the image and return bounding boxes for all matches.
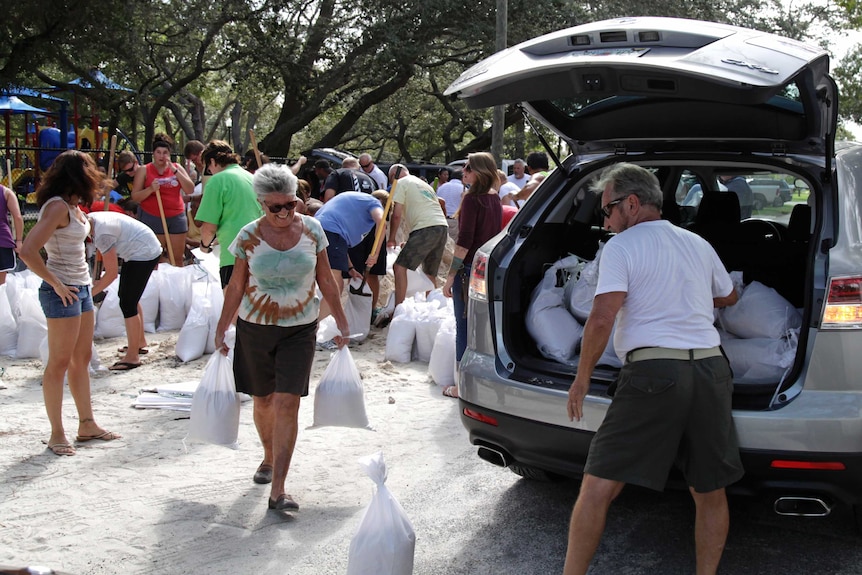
[491,0,507,166]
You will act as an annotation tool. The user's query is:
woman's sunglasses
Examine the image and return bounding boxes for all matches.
[264,200,298,213]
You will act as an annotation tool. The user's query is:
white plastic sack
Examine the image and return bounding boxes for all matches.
[176,283,211,362]
[140,272,160,333]
[185,330,240,448]
[564,246,602,323]
[414,305,447,363]
[15,288,47,359]
[157,264,193,331]
[720,328,798,383]
[345,278,373,343]
[346,451,416,575]
[94,279,126,339]
[312,346,370,429]
[385,315,416,363]
[203,278,224,355]
[526,257,584,362]
[0,284,17,356]
[719,281,802,339]
[428,317,456,387]
[385,247,434,298]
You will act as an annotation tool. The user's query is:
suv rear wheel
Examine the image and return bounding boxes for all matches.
[752,194,766,211]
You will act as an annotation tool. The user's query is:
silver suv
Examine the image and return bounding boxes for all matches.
[445,17,862,524]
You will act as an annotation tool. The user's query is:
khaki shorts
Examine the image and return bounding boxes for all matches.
[584,355,744,493]
[394,225,448,276]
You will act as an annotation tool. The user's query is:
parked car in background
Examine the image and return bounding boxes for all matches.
[748,178,790,209]
[445,16,862,527]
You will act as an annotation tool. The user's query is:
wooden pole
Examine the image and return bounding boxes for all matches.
[6,159,17,244]
[369,176,399,261]
[248,129,263,171]
[155,188,176,266]
[103,135,117,212]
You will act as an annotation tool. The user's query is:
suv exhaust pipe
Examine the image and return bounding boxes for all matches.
[773,496,833,517]
[477,445,512,468]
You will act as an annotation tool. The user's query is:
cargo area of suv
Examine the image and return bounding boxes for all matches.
[444,16,862,520]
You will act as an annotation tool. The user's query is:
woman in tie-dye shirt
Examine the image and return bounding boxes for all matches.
[214,163,349,514]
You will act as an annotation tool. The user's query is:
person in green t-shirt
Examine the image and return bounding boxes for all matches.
[195,140,264,287]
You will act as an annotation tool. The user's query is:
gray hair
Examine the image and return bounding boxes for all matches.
[592,163,662,210]
[512,158,525,166]
[253,163,298,200]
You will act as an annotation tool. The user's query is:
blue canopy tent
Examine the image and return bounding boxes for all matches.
[60,70,133,149]
[2,86,70,146]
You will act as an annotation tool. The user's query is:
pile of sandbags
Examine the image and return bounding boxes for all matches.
[384,290,458,388]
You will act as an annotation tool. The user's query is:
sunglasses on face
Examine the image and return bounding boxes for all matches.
[463,164,472,173]
[264,200,298,213]
[360,162,371,169]
[122,166,136,174]
[600,198,625,219]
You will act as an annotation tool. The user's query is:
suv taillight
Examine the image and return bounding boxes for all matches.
[822,275,862,328]
[469,251,488,301]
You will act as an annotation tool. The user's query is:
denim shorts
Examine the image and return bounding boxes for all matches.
[38,281,95,319]
[138,209,188,234]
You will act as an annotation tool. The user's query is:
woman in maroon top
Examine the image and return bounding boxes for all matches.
[442,152,502,397]
[131,133,194,266]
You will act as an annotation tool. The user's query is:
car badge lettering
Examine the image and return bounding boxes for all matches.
[721,58,779,75]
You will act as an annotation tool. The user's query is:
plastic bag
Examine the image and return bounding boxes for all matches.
[345,278,373,343]
[346,451,416,575]
[185,328,240,448]
[312,346,370,429]
[718,280,802,339]
[526,256,584,362]
[15,288,47,359]
[0,284,17,357]
[157,264,193,331]
[176,283,211,362]
[428,316,456,387]
[94,278,126,339]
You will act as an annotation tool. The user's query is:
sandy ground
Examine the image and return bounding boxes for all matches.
[0,318,482,575]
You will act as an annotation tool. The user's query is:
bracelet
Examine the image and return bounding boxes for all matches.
[449,256,464,275]
[201,237,215,249]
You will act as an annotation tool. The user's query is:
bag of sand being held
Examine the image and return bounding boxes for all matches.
[312,346,370,429]
[185,327,240,449]
[346,451,415,575]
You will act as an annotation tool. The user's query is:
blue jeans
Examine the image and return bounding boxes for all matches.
[452,269,468,362]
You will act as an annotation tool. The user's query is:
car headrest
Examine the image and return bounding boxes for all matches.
[788,203,812,242]
[695,191,741,226]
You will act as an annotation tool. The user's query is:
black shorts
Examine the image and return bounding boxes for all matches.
[219,265,234,289]
[233,318,317,397]
[323,230,350,271]
[346,231,386,277]
[584,355,744,493]
[0,247,16,273]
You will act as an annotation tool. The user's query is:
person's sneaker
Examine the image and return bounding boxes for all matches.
[316,339,338,351]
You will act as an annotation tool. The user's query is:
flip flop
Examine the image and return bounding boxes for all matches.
[118,347,149,354]
[109,361,141,371]
[75,430,121,443]
[442,385,459,398]
[47,442,76,456]
[268,494,300,512]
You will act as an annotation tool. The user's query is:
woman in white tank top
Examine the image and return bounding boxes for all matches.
[19,150,121,456]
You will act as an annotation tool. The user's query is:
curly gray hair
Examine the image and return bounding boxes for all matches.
[253,163,298,201]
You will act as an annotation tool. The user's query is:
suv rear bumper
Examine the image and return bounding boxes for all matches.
[460,399,862,506]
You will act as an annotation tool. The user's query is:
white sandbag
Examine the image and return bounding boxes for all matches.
[176,283,211,362]
[203,279,223,355]
[428,317,456,387]
[719,281,802,339]
[385,315,416,363]
[0,284,17,356]
[346,451,416,575]
[94,279,126,339]
[345,278,373,343]
[157,264,193,331]
[140,271,160,333]
[405,266,434,298]
[526,257,584,362]
[426,288,448,309]
[414,304,447,363]
[564,247,602,323]
[720,329,798,383]
[15,288,47,359]
[185,335,240,448]
[311,346,370,429]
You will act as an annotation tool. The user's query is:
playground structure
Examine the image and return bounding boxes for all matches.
[1,74,138,202]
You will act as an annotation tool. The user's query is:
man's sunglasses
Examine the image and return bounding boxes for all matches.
[600,198,625,219]
[264,200,298,213]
